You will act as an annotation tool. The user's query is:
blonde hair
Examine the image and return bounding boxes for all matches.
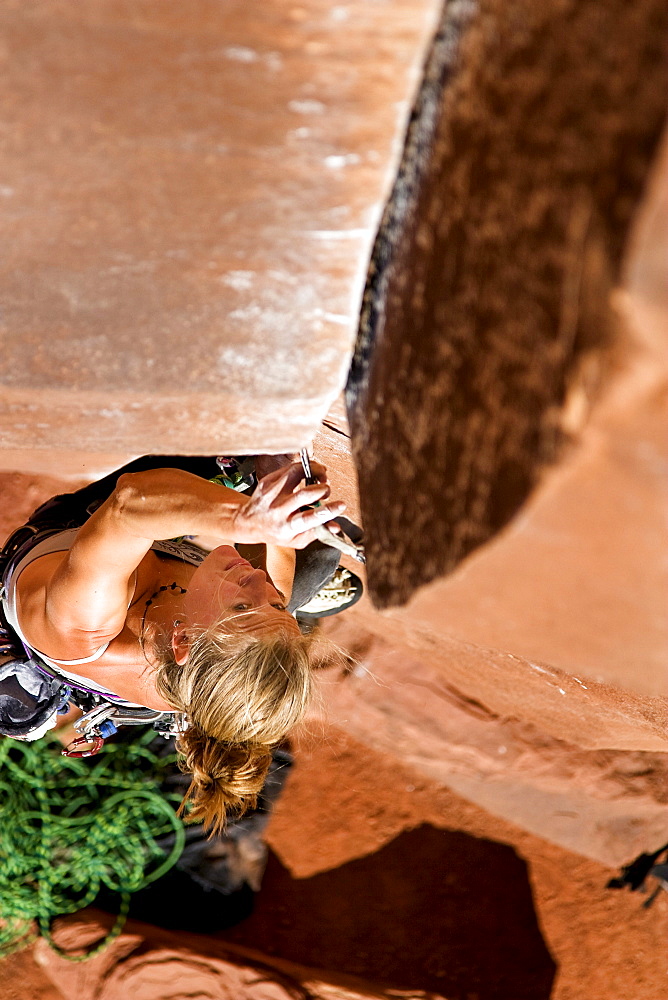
[154,621,313,836]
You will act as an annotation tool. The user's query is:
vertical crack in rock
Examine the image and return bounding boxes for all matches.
[347,0,668,607]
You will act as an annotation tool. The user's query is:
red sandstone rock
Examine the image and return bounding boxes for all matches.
[0,0,441,463]
[32,910,395,1000]
[0,948,63,1000]
[259,726,668,1000]
[315,121,668,868]
[347,0,668,611]
[0,3,666,994]
[316,617,668,865]
[9,728,668,1000]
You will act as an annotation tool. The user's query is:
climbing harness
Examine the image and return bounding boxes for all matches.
[0,729,186,960]
[61,702,187,758]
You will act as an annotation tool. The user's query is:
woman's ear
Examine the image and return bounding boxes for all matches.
[171,625,190,666]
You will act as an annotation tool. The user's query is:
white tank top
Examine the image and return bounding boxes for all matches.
[2,528,207,702]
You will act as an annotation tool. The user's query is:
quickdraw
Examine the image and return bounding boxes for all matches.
[63,734,105,758]
[62,702,187,758]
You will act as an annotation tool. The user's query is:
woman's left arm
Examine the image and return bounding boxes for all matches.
[18,463,342,659]
[113,463,342,547]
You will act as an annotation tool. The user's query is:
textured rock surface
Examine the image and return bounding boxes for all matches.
[319,614,668,864]
[245,726,667,1000]
[0,1,666,996]
[347,0,668,608]
[30,909,405,1000]
[9,724,664,1000]
[0,0,440,461]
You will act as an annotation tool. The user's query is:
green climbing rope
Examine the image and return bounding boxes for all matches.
[0,729,187,961]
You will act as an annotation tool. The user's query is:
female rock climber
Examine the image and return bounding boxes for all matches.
[0,455,345,834]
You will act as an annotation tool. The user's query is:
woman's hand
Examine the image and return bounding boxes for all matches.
[231,461,346,547]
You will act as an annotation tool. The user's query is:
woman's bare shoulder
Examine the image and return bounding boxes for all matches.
[14,550,67,602]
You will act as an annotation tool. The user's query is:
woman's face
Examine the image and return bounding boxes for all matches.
[172,545,300,663]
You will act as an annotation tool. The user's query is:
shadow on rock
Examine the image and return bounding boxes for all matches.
[225,823,557,1000]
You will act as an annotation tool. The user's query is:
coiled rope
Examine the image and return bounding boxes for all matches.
[0,730,186,961]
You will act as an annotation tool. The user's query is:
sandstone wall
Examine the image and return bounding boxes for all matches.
[0,1,666,997]
[0,0,440,469]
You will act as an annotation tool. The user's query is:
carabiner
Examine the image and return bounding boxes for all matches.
[62,734,105,758]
